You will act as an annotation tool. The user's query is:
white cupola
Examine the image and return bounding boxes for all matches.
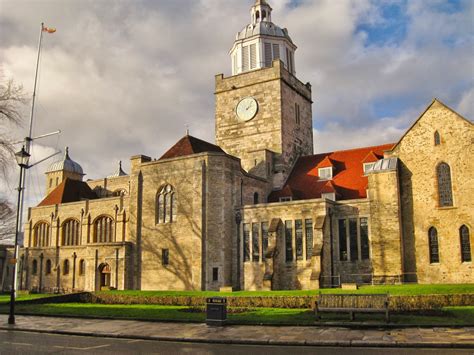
[230,0,297,76]
[251,0,273,24]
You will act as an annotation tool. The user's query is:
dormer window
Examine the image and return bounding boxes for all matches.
[318,167,333,180]
[279,196,292,202]
[363,162,375,173]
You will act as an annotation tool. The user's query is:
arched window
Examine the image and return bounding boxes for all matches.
[33,222,51,247]
[428,227,439,263]
[79,259,86,275]
[93,216,114,243]
[256,10,260,21]
[254,192,259,204]
[437,163,453,207]
[45,259,52,275]
[262,10,267,20]
[156,184,177,224]
[434,131,440,146]
[460,225,472,262]
[62,219,80,246]
[32,259,38,275]
[63,259,69,275]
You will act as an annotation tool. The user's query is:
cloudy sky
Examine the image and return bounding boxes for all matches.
[0,0,473,207]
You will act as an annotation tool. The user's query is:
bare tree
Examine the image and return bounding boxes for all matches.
[0,78,26,173]
[0,77,26,244]
[0,200,15,243]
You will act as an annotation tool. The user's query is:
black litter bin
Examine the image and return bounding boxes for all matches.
[206,297,227,326]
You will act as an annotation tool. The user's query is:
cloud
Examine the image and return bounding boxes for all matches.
[0,0,472,209]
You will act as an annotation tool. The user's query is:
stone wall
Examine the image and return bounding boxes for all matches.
[215,60,312,184]
[21,188,130,292]
[87,175,130,197]
[131,151,268,291]
[240,199,327,290]
[22,243,131,292]
[367,169,403,279]
[326,200,374,287]
[387,100,474,283]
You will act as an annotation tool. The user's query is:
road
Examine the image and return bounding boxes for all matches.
[0,330,471,354]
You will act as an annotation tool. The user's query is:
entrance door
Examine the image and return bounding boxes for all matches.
[98,263,111,289]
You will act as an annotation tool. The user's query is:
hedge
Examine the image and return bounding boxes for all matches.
[18,292,474,311]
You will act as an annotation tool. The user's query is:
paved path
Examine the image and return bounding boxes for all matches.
[0,315,473,348]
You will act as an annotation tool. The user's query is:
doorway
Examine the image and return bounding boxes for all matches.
[98,263,111,289]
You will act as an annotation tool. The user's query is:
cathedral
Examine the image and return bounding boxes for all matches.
[6,0,473,292]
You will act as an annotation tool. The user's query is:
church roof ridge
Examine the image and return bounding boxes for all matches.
[38,178,97,207]
[302,142,395,159]
[159,134,225,161]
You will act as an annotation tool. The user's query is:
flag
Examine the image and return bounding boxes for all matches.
[42,26,56,33]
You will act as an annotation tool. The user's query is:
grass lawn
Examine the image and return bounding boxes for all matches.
[0,303,472,326]
[96,284,474,297]
[0,293,53,304]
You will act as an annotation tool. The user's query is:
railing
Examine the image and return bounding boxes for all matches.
[334,272,419,286]
[320,273,419,288]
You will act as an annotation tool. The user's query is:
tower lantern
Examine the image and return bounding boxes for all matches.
[251,0,272,24]
[230,0,296,76]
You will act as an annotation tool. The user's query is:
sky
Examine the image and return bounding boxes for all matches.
[0,0,473,209]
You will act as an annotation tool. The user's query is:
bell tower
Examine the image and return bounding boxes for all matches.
[44,147,84,195]
[215,0,313,188]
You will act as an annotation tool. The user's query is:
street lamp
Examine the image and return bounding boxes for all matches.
[8,146,30,325]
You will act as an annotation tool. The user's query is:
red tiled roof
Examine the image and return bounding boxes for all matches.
[321,180,337,194]
[269,143,395,202]
[317,156,334,168]
[159,135,225,160]
[361,150,382,163]
[38,178,97,207]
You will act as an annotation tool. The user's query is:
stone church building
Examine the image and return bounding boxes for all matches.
[12,0,473,292]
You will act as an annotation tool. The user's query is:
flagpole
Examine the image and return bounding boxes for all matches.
[9,23,44,322]
[27,22,44,142]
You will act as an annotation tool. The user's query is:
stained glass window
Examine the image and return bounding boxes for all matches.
[305,219,313,260]
[261,222,269,261]
[243,224,250,262]
[349,219,359,261]
[338,219,348,261]
[295,220,303,260]
[429,227,439,263]
[437,163,453,207]
[252,223,260,262]
[285,220,293,262]
[460,225,471,262]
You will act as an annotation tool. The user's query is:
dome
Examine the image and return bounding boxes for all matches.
[236,22,293,43]
[46,147,84,175]
[107,161,128,178]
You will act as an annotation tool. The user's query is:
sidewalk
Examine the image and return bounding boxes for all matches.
[1,314,473,348]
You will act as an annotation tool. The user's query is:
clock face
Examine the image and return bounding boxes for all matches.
[236,97,258,122]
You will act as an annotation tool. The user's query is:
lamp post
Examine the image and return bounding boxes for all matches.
[8,146,30,325]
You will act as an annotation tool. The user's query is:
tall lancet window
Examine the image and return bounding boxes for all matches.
[156,184,177,224]
[460,225,471,262]
[434,131,440,146]
[428,227,439,264]
[436,162,453,207]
